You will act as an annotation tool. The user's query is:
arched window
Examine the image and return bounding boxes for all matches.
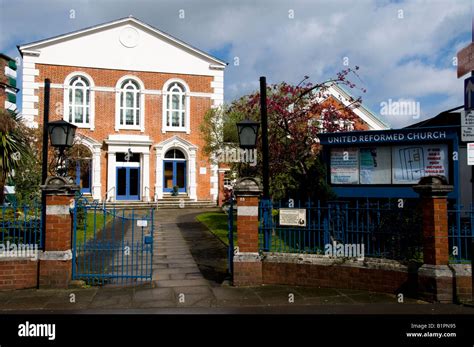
[165,82,186,129]
[164,148,186,159]
[119,79,141,126]
[67,76,91,126]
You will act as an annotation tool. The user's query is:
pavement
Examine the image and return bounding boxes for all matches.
[0,208,473,314]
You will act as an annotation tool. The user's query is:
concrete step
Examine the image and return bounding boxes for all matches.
[98,200,217,210]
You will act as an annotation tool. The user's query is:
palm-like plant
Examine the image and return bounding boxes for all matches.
[0,109,32,204]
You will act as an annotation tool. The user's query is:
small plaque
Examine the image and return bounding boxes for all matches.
[279,208,306,227]
[137,220,148,227]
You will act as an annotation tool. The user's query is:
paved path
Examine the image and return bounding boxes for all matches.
[145,208,224,307]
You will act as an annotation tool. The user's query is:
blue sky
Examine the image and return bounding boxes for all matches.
[0,0,472,128]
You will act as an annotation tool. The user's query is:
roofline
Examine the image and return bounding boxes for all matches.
[329,83,390,129]
[0,53,14,61]
[403,105,463,129]
[17,16,228,66]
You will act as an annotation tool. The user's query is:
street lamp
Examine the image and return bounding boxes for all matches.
[47,119,77,177]
[236,119,260,149]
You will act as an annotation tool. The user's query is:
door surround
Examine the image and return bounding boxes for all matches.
[105,134,153,202]
[154,136,197,201]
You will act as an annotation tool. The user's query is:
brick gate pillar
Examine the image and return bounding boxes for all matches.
[233,177,263,286]
[39,177,79,288]
[413,176,454,303]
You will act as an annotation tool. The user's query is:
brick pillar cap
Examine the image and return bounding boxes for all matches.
[41,176,80,195]
[234,177,262,196]
[413,175,453,197]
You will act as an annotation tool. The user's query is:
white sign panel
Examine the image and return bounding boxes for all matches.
[392,144,449,184]
[468,143,474,166]
[279,208,306,227]
[461,110,474,141]
[359,147,392,184]
[330,148,359,184]
[137,220,148,227]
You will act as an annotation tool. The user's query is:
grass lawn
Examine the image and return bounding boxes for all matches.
[196,211,237,246]
[75,213,113,246]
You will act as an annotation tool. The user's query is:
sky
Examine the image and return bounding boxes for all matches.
[0,0,472,128]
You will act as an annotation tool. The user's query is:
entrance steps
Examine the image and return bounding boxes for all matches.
[97,197,216,209]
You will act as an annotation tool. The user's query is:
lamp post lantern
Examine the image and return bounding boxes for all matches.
[236,119,260,149]
[47,119,77,177]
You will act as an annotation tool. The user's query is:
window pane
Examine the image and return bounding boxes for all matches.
[172,111,179,126]
[172,94,179,109]
[69,106,73,123]
[69,89,73,103]
[85,107,89,124]
[126,92,133,107]
[75,89,83,104]
[181,111,185,127]
[129,169,139,196]
[136,109,140,126]
[74,106,83,123]
[136,93,140,108]
[126,109,133,125]
[86,89,90,104]
[120,110,123,125]
[166,110,170,126]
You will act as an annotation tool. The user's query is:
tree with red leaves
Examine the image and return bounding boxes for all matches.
[201,67,366,201]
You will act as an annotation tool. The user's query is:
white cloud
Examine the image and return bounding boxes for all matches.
[0,0,471,127]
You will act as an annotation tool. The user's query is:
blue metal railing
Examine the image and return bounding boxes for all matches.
[448,203,473,264]
[0,200,43,249]
[258,199,424,261]
[72,196,154,286]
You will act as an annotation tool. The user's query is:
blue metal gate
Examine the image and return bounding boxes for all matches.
[72,196,154,285]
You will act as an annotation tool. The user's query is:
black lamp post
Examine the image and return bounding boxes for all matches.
[47,119,77,177]
[236,119,260,149]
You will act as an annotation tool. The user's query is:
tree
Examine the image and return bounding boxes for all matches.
[0,110,34,204]
[201,68,367,201]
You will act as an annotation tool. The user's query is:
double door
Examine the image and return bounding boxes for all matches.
[116,166,140,200]
[163,160,186,193]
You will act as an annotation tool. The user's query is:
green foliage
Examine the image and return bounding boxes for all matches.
[0,110,36,204]
[196,211,237,246]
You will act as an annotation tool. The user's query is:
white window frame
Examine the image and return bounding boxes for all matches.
[115,76,145,132]
[162,79,190,134]
[63,72,95,130]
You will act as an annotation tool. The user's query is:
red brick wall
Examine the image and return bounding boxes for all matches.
[0,260,38,290]
[455,275,472,302]
[0,57,8,86]
[0,86,5,111]
[421,197,449,265]
[261,262,416,295]
[36,64,215,201]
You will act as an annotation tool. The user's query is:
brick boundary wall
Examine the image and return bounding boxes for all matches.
[232,177,473,304]
[261,254,418,295]
[0,179,78,291]
[0,259,38,290]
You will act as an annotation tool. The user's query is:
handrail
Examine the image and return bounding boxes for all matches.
[104,186,115,208]
[144,186,151,203]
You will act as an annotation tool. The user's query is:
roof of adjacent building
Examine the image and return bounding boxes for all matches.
[317,83,389,130]
[404,105,463,128]
[0,53,14,62]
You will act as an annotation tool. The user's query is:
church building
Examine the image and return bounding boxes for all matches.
[18,17,226,203]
